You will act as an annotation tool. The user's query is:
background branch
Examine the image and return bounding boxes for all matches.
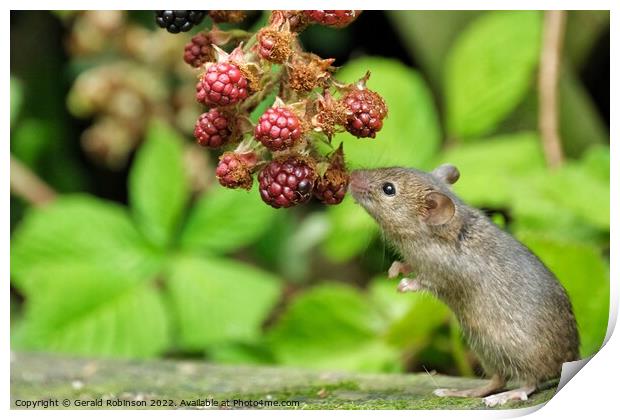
[10,155,56,206]
[538,10,567,169]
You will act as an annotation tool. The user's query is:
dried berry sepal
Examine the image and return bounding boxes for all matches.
[216,150,258,190]
[314,144,349,205]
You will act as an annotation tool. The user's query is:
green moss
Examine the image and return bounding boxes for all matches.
[11,353,555,410]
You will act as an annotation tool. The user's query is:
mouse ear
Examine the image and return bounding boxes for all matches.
[422,192,455,225]
[432,164,460,185]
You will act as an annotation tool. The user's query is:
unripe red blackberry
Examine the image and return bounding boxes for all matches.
[258,155,317,208]
[155,11,206,33]
[254,106,303,151]
[194,109,231,148]
[314,145,349,205]
[342,87,387,138]
[196,62,249,106]
[184,33,215,68]
[216,151,256,190]
[304,10,361,28]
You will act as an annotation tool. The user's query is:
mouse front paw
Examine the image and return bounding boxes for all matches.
[397,278,422,293]
[388,261,412,279]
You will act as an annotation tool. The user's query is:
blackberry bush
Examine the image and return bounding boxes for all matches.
[154,10,388,208]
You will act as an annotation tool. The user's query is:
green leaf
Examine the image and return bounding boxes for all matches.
[267,283,401,372]
[436,132,546,207]
[179,186,277,254]
[322,195,379,263]
[250,91,277,123]
[368,278,450,349]
[581,145,610,183]
[536,163,610,230]
[518,234,609,357]
[444,11,542,138]
[559,69,609,156]
[12,265,170,358]
[11,119,55,166]
[208,341,276,365]
[11,195,160,294]
[332,57,441,169]
[511,155,609,238]
[129,120,189,247]
[387,11,482,89]
[166,256,281,351]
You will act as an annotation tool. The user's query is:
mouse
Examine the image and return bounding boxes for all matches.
[349,165,580,407]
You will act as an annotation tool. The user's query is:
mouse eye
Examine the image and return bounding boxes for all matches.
[382,182,396,196]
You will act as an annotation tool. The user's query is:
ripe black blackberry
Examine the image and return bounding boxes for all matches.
[155,11,207,34]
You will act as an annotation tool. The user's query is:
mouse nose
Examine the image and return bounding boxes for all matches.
[349,170,369,193]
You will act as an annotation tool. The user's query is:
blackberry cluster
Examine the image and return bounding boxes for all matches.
[155,11,206,33]
[155,10,388,208]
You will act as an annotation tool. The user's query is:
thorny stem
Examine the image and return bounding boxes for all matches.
[538,10,566,169]
[10,155,56,206]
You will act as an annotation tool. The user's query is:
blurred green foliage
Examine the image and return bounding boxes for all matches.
[10,11,609,376]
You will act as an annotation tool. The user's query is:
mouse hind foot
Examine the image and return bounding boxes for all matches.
[434,374,505,398]
[482,384,536,407]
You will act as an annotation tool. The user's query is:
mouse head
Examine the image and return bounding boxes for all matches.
[349,165,461,237]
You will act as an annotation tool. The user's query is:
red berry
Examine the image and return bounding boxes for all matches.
[304,10,360,28]
[254,107,303,151]
[184,33,214,68]
[342,89,387,138]
[216,152,256,190]
[194,109,231,148]
[196,62,249,106]
[258,156,317,208]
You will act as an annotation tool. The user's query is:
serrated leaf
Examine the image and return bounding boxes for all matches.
[537,163,610,230]
[518,234,609,357]
[332,57,441,169]
[129,120,189,247]
[166,256,281,351]
[10,195,160,294]
[445,11,542,138]
[267,284,400,372]
[322,195,379,262]
[510,155,609,237]
[179,186,277,254]
[436,132,546,207]
[12,265,170,358]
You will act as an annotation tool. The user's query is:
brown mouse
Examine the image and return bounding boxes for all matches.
[349,165,579,406]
